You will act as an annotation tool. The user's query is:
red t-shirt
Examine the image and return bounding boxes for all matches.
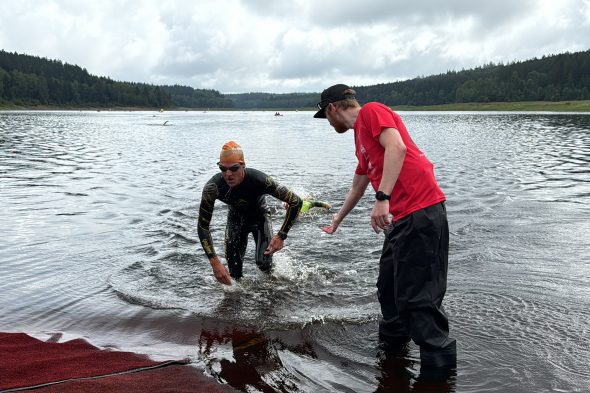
[354,102,446,220]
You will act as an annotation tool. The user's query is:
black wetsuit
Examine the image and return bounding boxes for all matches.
[198,168,302,279]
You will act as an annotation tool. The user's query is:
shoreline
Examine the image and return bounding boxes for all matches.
[1,100,590,112]
[0,329,241,393]
[392,99,590,112]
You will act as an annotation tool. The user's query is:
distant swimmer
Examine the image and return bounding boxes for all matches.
[197,141,303,285]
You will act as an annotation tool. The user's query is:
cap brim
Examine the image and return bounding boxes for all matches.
[313,107,327,118]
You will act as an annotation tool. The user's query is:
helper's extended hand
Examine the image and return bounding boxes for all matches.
[321,213,341,234]
[209,257,232,285]
[264,235,284,256]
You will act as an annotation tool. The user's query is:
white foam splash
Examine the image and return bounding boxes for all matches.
[270,249,325,284]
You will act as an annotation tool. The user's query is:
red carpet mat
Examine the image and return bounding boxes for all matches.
[0,332,237,393]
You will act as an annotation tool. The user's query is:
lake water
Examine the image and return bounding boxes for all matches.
[1,110,589,393]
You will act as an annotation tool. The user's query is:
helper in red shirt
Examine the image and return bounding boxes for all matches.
[354,101,446,221]
[315,84,456,370]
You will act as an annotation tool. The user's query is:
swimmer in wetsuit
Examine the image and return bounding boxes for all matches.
[198,141,302,285]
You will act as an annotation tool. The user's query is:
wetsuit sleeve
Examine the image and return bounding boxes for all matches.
[197,180,219,259]
[267,178,302,237]
[310,201,331,209]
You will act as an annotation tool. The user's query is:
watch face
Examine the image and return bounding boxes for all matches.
[376,191,390,201]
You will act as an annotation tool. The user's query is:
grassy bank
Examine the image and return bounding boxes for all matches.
[392,100,590,112]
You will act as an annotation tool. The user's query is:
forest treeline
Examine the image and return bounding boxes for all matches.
[228,49,590,108]
[356,49,590,106]
[1,48,589,109]
[0,50,232,108]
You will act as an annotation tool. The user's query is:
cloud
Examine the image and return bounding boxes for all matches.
[0,1,169,80]
[0,0,589,93]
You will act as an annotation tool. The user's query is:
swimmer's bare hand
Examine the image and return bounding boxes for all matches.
[264,235,284,256]
[209,257,232,285]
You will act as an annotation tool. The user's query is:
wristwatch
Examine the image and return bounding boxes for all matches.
[375,191,391,201]
[277,231,288,240]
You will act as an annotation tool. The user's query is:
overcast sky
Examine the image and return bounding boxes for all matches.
[1,0,589,94]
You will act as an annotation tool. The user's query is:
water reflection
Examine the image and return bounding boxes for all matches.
[197,318,457,393]
[375,348,456,393]
[199,327,315,393]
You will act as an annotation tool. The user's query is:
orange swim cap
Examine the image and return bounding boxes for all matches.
[219,141,245,164]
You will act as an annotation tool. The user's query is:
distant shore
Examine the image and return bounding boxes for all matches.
[392,100,590,112]
[2,100,590,112]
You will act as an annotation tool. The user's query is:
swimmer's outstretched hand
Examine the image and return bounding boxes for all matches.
[321,213,341,234]
[209,257,232,285]
[264,235,284,256]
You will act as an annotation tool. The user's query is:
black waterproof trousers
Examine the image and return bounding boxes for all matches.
[377,202,457,367]
[224,211,273,279]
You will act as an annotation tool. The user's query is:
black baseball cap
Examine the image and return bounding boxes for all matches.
[313,84,354,118]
